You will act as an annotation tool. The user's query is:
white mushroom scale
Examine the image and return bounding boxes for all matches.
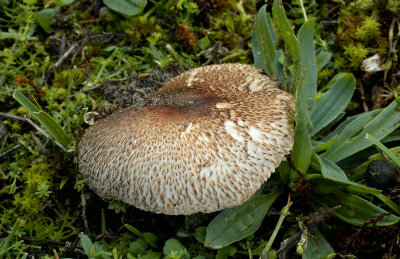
[78,63,295,215]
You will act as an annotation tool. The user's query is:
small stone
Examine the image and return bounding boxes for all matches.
[365,160,396,189]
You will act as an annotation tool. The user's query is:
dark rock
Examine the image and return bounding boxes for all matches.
[365,160,396,189]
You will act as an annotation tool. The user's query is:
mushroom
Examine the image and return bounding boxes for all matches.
[78,63,295,215]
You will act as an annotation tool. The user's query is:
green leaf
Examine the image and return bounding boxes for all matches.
[80,234,94,255]
[312,153,380,195]
[253,5,276,76]
[312,136,337,153]
[124,224,143,238]
[330,194,400,226]
[197,36,210,50]
[35,8,58,33]
[322,101,400,162]
[310,73,356,136]
[204,191,281,249]
[128,238,148,256]
[319,109,381,145]
[194,227,207,243]
[0,219,24,256]
[319,156,348,182]
[297,18,317,112]
[143,232,158,248]
[139,252,162,259]
[103,0,147,16]
[366,134,400,167]
[308,174,347,193]
[163,239,190,259]
[291,72,312,174]
[216,245,237,259]
[316,51,332,72]
[302,229,335,259]
[272,0,301,93]
[375,193,400,215]
[55,0,74,6]
[13,90,71,149]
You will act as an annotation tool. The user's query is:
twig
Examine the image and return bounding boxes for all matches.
[0,112,67,152]
[60,32,66,56]
[0,143,23,159]
[29,131,47,154]
[358,79,369,112]
[81,194,89,234]
[52,43,79,70]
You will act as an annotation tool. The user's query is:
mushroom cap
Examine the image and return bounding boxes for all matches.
[78,63,295,215]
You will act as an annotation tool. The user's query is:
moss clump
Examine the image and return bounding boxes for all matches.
[343,43,369,68]
[355,16,381,43]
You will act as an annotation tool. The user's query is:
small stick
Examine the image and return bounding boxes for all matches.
[0,112,67,152]
[29,131,47,154]
[358,79,369,112]
[0,143,22,159]
[52,43,79,70]
[81,194,89,234]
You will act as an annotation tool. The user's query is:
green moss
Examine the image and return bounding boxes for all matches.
[349,0,374,11]
[343,43,369,68]
[318,68,334,82]
[355,16,381,42]
[121,16,163,46]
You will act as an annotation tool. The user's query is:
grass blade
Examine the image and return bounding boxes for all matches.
[13,90,71,149]
[321,101,400,162]
[332,194,399,226]
[366,133,400,167]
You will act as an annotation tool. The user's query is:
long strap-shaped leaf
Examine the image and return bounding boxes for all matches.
[272,0,301,93]
[321,101,400,162]
[204,191,282,249]
[252,5,276,76]
[13,90,71,149]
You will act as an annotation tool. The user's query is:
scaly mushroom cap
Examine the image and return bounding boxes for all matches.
[78,63,295,215]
